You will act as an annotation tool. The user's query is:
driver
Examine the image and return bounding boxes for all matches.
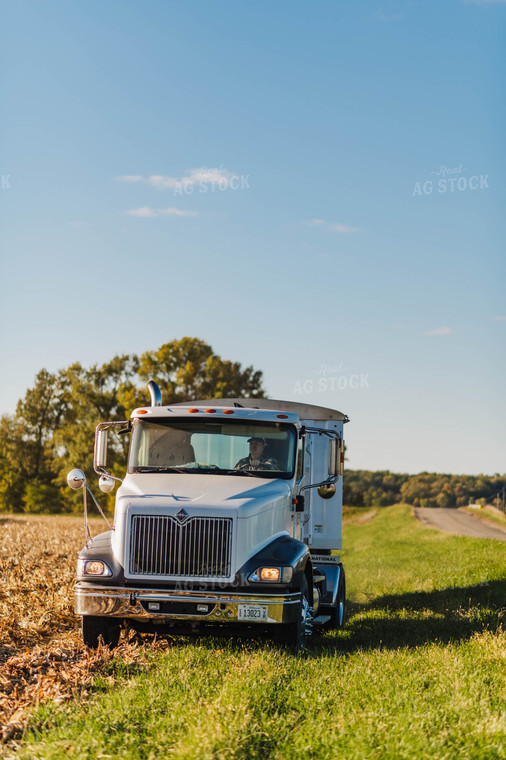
[234,437,278,472]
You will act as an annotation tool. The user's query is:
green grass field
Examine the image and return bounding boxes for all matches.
[17,506,506,760]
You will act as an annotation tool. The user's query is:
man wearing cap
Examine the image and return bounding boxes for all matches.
[234,437,279,471]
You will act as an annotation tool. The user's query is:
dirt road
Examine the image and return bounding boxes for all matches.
[415,507,506,541]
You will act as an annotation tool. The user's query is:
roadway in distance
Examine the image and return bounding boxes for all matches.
[415,507,506,541]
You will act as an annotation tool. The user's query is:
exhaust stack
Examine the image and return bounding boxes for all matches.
[147,380,162,407]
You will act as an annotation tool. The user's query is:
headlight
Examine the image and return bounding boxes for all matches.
[248,566,293,583]
[77,559,113,577]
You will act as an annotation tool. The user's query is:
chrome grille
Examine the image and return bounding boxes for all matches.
[129,514,233,578]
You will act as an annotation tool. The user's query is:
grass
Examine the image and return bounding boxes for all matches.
[11,506,506,759]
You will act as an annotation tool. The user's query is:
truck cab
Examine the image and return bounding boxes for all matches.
[69,383,349,649]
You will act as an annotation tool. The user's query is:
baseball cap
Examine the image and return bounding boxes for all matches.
[247,437,266,445]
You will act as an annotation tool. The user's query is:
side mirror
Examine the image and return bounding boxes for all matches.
[93,422,124,488]
[99,475,116,493]
[95,428,108,469]
[318,483,336,499]
[67,469,86,490]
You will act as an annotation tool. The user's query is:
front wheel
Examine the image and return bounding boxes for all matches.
[277,575,313,650]
[82,615,121,649]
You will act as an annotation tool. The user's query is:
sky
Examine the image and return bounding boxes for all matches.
[0,0,505,476]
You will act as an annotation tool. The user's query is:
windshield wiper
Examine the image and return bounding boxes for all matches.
[134,466,188,473]
[227,469,266,477]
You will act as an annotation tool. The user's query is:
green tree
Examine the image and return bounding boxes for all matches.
[53,356,139,504]
[138,337,265,402]
[1,339,266,512]
[0,370,68,512]
[0,415,27,511]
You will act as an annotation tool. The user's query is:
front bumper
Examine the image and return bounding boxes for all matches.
[75,583,300,624]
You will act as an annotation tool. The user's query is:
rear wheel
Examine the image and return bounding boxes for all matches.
[277,575,312,650]
[82,615,121,649]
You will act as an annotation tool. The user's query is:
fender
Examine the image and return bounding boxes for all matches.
[77,531,125,585]
[236,534,311,589]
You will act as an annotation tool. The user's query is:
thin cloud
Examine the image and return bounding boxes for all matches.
[493,315,506,321]
[328,222,360,234]
[116,167,236,190]
[125,206,156,217]
[424,327,454,336]
[303,218,360,233]
[125,207,198,218]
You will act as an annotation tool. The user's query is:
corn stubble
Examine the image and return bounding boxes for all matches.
[0,516,152,748]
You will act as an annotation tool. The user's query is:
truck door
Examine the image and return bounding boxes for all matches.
[302,430,342,552]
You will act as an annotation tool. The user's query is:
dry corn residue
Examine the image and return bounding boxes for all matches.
[0,515,161,748]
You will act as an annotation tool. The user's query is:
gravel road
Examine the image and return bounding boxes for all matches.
[415,507,506,541]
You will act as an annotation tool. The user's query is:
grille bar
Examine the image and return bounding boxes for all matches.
[129,515,233,578]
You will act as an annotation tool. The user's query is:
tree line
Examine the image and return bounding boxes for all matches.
[0,337,265,513]
[343,469,506,510]
[1,337,503,513]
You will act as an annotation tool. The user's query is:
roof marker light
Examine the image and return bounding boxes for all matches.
[223,409,234,414]
[206,409,216,413]
[277,414,288,419]
[137,410,148,415]
[188,408,199,413]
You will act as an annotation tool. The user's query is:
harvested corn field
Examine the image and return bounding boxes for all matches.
[0,515,154,747]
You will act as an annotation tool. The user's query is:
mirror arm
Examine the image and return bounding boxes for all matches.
[82,479,92,547]
[303,427,339,440]
[85,484,112,529]
[299,473,338,496]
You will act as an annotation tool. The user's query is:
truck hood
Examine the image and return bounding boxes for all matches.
[116,473,292,517]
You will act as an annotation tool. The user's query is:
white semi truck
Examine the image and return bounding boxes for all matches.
[67,381,349,649]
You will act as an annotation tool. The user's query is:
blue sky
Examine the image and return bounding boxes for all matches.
[1,0,505,475]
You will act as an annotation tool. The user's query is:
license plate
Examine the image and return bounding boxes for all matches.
[237,604,269,621]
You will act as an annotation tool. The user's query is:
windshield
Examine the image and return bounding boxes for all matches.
[128,418,297,479]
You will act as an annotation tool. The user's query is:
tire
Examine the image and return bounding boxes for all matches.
[82,615,121,649]
[277,574,313,650]
[330,564,346,629]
